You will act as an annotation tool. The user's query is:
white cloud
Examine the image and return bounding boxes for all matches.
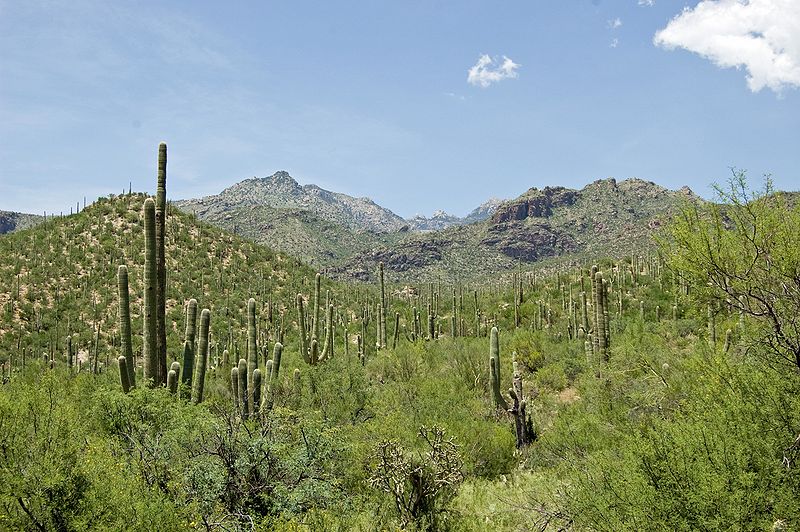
[638,0,655,6]
[654,0,800,93]
[467,54,520,88]
[609,17,623,29]
[610,38,620,48]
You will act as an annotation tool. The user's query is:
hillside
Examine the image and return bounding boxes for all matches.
[0,193,330,359]
[332,178,700,282]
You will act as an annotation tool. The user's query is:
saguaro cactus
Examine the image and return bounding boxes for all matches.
[192,309,211,404]
[247,298,258,408]
[379,262,387,348]
[296,294,309,364]
[119,356,131,393]
[252,369,262,413]
[489,327,508,410]
[312,273,321,341]
[238,358,249,418]
[142,198,158,386]
[117,266,135,387]
[156,142,168,386]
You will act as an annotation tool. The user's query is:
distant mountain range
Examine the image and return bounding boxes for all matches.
[173,171,699,281]
[0,210,43,235]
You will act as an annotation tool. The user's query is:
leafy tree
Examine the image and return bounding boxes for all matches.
[661,171,800,368]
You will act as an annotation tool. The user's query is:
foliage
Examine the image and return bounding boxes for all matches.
[661,171,800,368]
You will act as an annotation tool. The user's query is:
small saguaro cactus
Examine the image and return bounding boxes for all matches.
[142,198,158,386]
[192,309,211,404]
[119,356,131,393]
[167,368,178,395]
[489,327,508,410]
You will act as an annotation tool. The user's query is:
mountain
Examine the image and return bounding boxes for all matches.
[0,210,43,235]
[175,171,407,233]
[406,198,505,231]
[329,178,700,282]
[173,172,698,282]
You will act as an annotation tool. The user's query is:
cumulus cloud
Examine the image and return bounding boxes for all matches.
[467,54,520,88]
[609,17,623,29]
[654,0,800,93]
[638,0,655,6]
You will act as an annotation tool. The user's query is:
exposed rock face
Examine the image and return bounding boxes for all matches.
[482,223,577,261]
[0,211,43,235]
[490,187,578,224]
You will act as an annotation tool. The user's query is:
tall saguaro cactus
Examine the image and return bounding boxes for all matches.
[118,265,135,387]
[155,142,168,385]
[296,293,309,364]
[142,198,158,386]
[379,262,387,348]
[247,298,258,410]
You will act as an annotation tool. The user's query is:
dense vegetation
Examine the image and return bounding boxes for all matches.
[0,162,798,530]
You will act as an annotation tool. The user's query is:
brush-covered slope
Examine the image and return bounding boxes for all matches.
[0,210,43,235]
[0,193,329,358]
[332,178,699,282]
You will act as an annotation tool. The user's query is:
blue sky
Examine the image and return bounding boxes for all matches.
[1,0,798,217]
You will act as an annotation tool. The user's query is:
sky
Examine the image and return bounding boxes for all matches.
[1,0,799,218]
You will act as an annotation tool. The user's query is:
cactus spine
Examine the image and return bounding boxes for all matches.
[489,327,508,410]
[155,142,168,386]
[142,198,158,386]
[192,309,210,404]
